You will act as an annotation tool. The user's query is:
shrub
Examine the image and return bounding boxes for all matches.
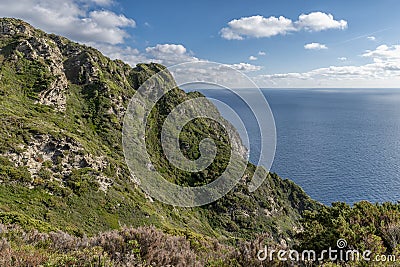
[0,165,31,184]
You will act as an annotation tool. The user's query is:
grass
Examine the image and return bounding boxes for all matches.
[0,18,318,250]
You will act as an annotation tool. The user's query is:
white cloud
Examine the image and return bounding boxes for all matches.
[255,43,400,88]
[220,27,244,40]
[220,12,347,40]
[171,61,264,89]
[362,45,400,62]
[227,62,262,72]
[220,15,295,39]
[304,43,328,50]
[82,0,113,5]
[76,42,199,68]
[258,51,266,56]
[249,56,258,61]
[88,10,135,28]
[0,0,135,44]
[87,43,150,67]
[69,41,264,77]
[93,43,198,67]
[296,12,347,32]
[87,43,199,68]
[145,44,199,66]
[367,36,376,41]
[266,73,306,79]
[338,57,347,61]
[146,44,187,55]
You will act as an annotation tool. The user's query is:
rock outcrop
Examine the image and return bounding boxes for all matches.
[16,37,68,111]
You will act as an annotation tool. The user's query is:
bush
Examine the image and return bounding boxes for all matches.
[0,223,280,266]
[66,168,100,194]
[0,165,31,184]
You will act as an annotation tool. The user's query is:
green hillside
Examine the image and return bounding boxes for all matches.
[1,18,398,267]
[0,17,316,239]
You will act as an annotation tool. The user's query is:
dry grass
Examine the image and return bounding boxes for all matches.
[0,223,284,266]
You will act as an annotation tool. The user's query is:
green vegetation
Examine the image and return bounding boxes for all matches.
[297,202,400,266]
[0,222,270,267]
[0,18,399,266]
[0,18,316,243]
[145,88,232,186]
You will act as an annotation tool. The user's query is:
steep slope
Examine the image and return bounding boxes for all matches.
[0,18,318,245]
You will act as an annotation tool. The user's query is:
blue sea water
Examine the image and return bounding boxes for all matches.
[196,88,400,205]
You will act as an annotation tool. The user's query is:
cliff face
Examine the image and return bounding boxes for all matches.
[0,18,318,242]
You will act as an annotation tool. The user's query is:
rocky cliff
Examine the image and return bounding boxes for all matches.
[0,18,318,244]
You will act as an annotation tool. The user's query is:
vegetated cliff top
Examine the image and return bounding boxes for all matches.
[0,17,318,244]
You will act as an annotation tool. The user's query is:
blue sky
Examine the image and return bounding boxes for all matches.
[0,0,399,87]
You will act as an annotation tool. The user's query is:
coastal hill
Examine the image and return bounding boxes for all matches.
[0,18,398,266]
[0,17,315,238]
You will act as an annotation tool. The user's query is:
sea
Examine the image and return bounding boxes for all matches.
[195,88,400,205]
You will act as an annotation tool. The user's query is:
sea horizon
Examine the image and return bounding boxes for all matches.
[195,87,400,205]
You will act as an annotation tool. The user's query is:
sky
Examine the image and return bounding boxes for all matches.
[0,0,399,88]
